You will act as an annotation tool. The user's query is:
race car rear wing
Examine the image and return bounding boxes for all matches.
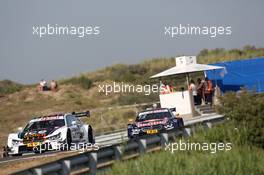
[72,111,90,118]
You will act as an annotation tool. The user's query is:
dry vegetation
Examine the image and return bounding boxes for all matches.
[0,45,264,147]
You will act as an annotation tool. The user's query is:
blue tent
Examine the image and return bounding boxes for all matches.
[205,57,264,93]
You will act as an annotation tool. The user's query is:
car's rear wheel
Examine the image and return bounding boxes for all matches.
[66,130,72,150]
[178,118,184,127]
[88,125,95,144]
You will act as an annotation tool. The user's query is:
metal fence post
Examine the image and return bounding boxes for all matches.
[32,168,42,175]
[191,125,196,134]
[114,145,122,161]
[138,139,147,154]
[160,133,169,147]
[88,152,97,175]
[61,160,71,175]
[204,122,212,129]
[183,127,191,137]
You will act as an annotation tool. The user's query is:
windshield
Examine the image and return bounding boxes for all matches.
[136,111,172,122]
[24,119,65,131]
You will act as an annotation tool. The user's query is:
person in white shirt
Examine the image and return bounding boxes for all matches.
[39,79,48,91]
[188,79,198,105]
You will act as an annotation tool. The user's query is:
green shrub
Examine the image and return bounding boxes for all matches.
[110,147,264,175]
[217,91,264,148]
[63,76,92,89]
[0,80,23,96]
[122,73,136,82]
[191,122,248,147]
[128,65,147,75]
[197,46,264,64]
[109,123,264,175]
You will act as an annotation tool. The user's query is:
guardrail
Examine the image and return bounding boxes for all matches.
[13,114,224,175]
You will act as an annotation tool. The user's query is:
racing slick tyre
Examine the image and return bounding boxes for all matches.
[66,129,72,150]
[178,118,184,127]
[128,135,139,141]
[88,125,95,144]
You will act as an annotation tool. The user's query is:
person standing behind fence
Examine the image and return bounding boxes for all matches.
[169,80,174,93]
[160,80,171,94]
[188,79,198,105]
[196,78,205,105]
[204,77,213,105]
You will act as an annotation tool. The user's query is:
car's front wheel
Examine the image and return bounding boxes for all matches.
[66,130,72,150]
[88,125,95,144]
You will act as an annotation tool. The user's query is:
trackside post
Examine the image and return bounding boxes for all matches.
[88,152,97,175]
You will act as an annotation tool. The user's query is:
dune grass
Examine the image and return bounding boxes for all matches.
[108,90,264,175]
[0,45,264,147]
[0,80,23,96]
[108,122,264,175]
[109,145,264,175]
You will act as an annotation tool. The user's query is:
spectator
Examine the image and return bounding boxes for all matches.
[188,79,198,105]
[50,80,58,92]
[160,80,170,94]
[165,82,172,94]
[38,79,48,91]
[204,77,213,105]
[159,81,166,94]
[153,103,158,109]
[42,79,48,91]
[169,80,174,92]
[196,78,205,105]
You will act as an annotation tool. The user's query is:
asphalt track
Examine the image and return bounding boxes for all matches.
[0,129,128,165]
[0,113,223,165]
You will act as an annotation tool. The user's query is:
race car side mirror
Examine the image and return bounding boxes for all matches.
[86,111,90,117]
[128,118,134,124]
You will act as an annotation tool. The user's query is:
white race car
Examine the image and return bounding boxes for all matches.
[3,111,94,157]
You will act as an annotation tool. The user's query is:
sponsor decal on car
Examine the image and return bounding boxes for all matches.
[139,109,169,115]
[31,115,64,122]
[136,118,168,127]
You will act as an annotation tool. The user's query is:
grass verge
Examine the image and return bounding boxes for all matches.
[108,122,264,175]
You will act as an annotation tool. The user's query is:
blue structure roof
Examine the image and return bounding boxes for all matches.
[205,57,264,93]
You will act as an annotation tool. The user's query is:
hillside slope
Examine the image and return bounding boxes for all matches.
[0,45,264,146]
